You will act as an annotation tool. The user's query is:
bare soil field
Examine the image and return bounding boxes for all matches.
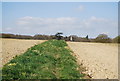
[0,38,119,79]
[67,42,118,79]
[0,38,46,68]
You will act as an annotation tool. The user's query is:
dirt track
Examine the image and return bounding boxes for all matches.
[0,38,46,67]
[67,42,118,79]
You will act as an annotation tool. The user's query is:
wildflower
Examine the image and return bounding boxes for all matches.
[8,63,16,66]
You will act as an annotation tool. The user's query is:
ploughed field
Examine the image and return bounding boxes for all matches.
[2,39,85,79]
[67,42,118,79]
[0,38,46,67]
[1,38,119,79]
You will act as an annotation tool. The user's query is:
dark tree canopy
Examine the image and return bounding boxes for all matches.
[86,35,89,39]
[55,32,63,40]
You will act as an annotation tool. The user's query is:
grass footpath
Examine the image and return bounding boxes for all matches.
[2,40,85,79]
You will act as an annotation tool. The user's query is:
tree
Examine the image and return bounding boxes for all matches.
[86,35,89,40]
[96,34,108,39]
[113,35,120,43]
[95,34,112,43]
[55,32,63,40]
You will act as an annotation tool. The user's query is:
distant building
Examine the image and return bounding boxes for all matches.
[70,36,73,41]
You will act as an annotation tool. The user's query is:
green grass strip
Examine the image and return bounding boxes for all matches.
[2,40,85,79]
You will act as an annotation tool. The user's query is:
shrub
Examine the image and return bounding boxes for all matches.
[94,34,112,43]
[112,35,120,43]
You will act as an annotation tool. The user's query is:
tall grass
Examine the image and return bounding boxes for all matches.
[2,40,84,79]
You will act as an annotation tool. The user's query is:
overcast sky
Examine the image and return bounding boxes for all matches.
[2,2,118,38]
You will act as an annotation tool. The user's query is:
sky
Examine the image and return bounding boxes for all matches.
[2,2,118,38]
[0,2,2,33]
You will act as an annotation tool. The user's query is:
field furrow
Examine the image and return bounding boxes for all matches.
[1,38,46,67]
[67,42,118,79]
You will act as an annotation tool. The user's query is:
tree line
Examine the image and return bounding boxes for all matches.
[0,33,120,43]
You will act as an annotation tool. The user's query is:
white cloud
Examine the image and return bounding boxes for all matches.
[17,21,30,25]
[81,16,117,28]
[5,27,12,30]
[20,16,33,20]
[76,5,85,12]
[90,16,108,22]
[17,16,77,26]
[3,16,117,37]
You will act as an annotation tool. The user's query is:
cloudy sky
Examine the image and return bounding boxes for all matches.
[2,2,118,38]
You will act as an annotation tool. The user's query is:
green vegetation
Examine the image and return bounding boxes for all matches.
[113,35,120,43]
[94,34,112,43]
[2,40,85,79]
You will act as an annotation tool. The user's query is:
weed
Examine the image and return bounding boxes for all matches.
[2,40,84,79]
